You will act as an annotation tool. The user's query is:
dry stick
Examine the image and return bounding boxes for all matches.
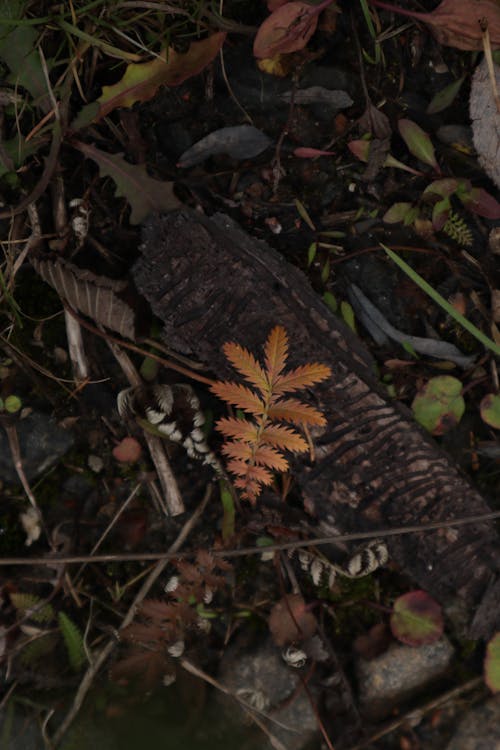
[52,173,90,382]
[73,483,142,583]
[63,303,216,387]
[107,338,184,515]
[2,509,500,567]
[50,486,212,748]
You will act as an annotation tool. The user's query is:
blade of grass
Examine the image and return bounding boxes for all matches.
[358,0,381,64]
[382,244,500,357]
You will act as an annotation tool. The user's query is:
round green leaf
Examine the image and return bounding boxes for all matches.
[480,393,500,429]
[4,395,21,413]
[390,590,444,646]
[412,376,465,435]
[485,632,500,693]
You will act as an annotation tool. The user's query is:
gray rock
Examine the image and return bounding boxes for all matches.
[357,637,455,720]
[0,411,74,484]
[217,637,318,750]
[445,696,500,750]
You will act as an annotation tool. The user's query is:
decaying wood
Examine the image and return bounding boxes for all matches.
[133,210,500,639]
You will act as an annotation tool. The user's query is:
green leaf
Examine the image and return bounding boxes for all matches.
[340,300,356,333]
[74,33,226,126]
[398,119,438,170]
[73,141,181,224]
[10,592,54,623]
[426,76,465,114]
[382,245,500,357]
[219,479,235,541]
[307,241,317,267]
[4,394,21,413]
[322,291,338,313]
[58,612,86,672]
[0,26,51,110]
[383,202,414,224]
[485,632,500,693]
[480,393,500,429]
[412,375,465,435]
[390,590,443,646]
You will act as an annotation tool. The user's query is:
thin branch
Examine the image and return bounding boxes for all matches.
[2,509,500,566]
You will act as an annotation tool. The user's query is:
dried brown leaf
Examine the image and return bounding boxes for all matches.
[31,255,143,341]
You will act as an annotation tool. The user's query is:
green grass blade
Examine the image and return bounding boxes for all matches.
[382,244,500,357]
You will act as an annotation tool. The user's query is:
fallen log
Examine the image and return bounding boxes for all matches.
[134,210,500,639]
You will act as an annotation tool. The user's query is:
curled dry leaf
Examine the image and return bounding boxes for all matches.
[30,254,146,341]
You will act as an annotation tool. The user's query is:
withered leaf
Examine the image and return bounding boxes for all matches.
[371,0,500,51]
[30,255,145,341]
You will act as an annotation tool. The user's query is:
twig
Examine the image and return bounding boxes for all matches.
[50,486,212,747]
[346,677,484,750]
[2,509,500,566]
[107,338,184,515]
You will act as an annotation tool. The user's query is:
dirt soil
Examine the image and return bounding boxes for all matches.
[1,1,500,749]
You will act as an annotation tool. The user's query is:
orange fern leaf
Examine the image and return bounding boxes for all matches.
[210,381,264,415]
[261,424,308,452]
[268,398,327,426]
[222,441,256,461]
[216,417,259,443]
[212,325,330,503]
[253,445,289,471]
[264,325,289,385]
[222,341,270,394]
[272,362,332,395]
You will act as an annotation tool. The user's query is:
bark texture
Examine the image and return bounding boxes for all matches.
[134,210,500,638]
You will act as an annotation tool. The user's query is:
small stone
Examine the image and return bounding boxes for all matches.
[356,637,454,720]
[445,695,500,749]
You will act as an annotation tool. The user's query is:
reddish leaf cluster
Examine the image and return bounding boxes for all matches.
[111,551,231,691]
[210,326,331,502]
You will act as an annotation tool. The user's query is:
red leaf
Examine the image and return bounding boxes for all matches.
[465,187,500,219]
[370,0,500,51]
[253,2,319,59]
[390,590,444,646]
[293,146,335,158]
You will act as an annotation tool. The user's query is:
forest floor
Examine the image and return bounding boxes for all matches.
[1,1,500,749]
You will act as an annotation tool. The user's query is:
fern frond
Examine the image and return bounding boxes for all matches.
[261,424,308,451]
[264,325,289,384]
[442,210,473,248]
[227,460,274,485]
[222,441,256,461]
[222,342,269,394]
[268,398,327,426]
[212,325,330,502]
[210,381,264,415]
[58,612,86,672]
[216,416,259,443]
[253,445,289,471]
[273,362,332,395]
